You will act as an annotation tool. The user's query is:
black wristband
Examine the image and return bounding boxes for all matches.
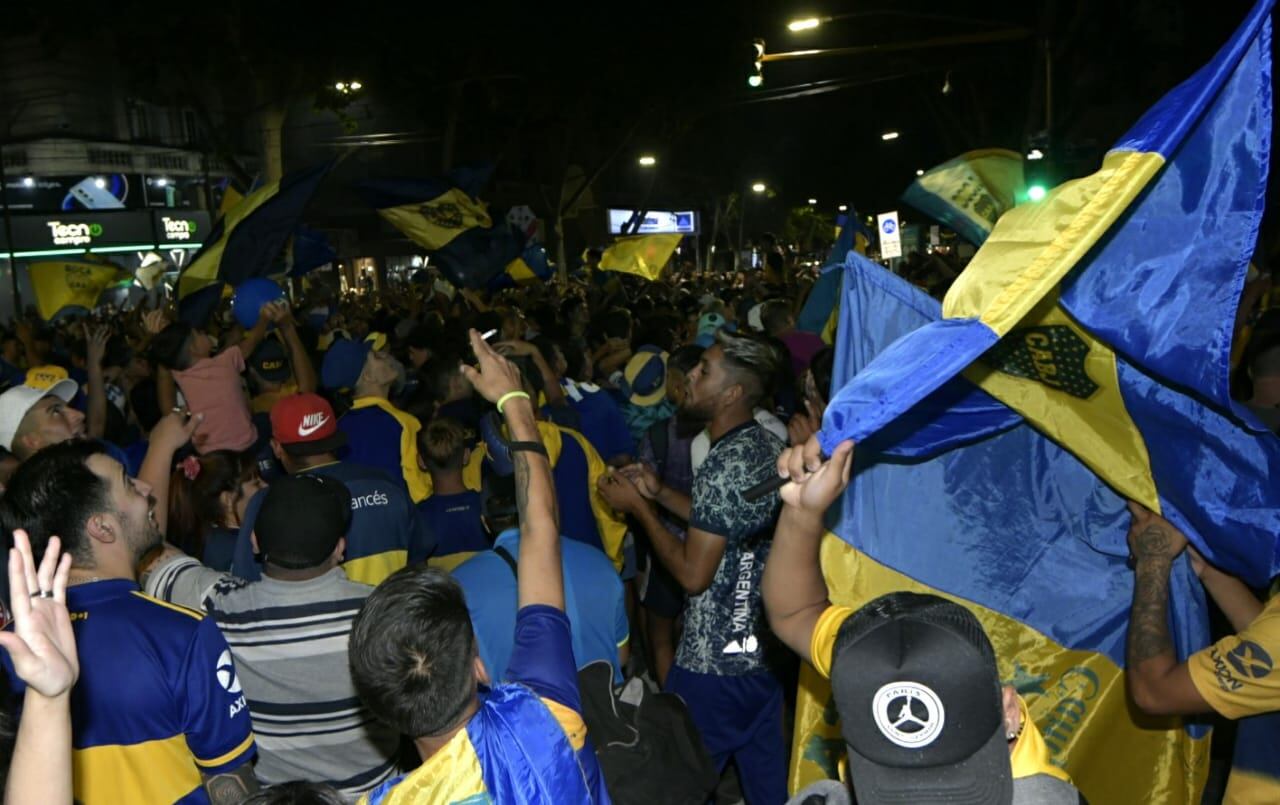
[507,441,549,458]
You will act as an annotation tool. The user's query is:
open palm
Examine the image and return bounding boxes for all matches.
[0,531,79,698]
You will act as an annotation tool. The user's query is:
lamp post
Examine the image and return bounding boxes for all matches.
[737,182,767,268]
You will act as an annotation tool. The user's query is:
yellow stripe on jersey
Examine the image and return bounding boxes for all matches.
[360,726,489,805]
[129,591,203,620]
[74,733,203,805]
[540,697,587,751]
[193,731,256,769]
[343,550,409,587]
[430,551,481,573]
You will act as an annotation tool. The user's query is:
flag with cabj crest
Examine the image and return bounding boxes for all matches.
[799,0,1280,800]
[789,254,1211,804]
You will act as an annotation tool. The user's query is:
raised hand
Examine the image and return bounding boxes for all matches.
[150,409,204,454]
[459,329,524,405]
[0,530,79,699]
[84,325,110,368]
[143,309,170,335]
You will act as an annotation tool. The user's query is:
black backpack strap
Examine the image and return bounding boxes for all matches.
[493,545,518,578]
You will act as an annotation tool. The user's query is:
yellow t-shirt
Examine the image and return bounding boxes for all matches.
[807,604,1071,784]
[1188,595,1280,720]
[251,381,299,415]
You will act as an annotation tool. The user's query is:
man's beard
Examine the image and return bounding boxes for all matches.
[121,498,164,563]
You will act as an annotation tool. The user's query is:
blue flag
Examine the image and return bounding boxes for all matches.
[800,253,1211,801]
[819,0,1280,586]
[797,211,871,338]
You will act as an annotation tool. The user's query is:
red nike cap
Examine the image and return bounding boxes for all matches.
[270,393,348,456]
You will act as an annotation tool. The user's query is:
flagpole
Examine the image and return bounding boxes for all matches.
[0,141,20,321]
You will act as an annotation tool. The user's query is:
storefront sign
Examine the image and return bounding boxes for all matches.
[607,208,699,235]
[153,211,210,244]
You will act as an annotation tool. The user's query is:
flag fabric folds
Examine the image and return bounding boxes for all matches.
[789,255,1211,803]
[28,259,127,320]
[796,212,870,339]
[901,148,1026,245]
[287,226,337,277]
[178,162,331,325]
[501,243,553,286]
[819,0,1280,587]
[599,234,682,281]
[360,167,528,290]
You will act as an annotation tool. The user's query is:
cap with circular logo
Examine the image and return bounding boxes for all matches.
[830,592,1013,805]
[269,393,348,456]
[622,346,669,407]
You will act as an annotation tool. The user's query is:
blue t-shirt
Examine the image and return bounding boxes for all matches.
[1,580,256,804]
[415,491,490,556]
[336,406,410,493]
[231,461,434,586]
[563,380,633,463]
[453,528,630,683]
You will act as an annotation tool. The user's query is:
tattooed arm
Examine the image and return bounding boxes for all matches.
[202,765,259,804]
[1124,502,1211,716]
[459,329,563,612]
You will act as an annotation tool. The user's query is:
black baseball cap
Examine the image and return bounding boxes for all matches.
[831,592,1012,805]
[250,338,292,383]
[255,475,352,570]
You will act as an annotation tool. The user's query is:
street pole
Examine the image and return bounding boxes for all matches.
[0,143,20,321]
[736,192,747,271]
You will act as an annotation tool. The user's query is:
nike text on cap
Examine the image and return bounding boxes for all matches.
[830,592,1014,805]
[270,393,348,457]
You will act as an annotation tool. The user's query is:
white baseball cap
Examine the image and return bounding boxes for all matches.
[0,368,79,452]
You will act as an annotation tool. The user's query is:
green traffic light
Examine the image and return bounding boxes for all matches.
[1027,184,1047,201]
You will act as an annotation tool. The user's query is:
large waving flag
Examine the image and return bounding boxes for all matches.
[361,167,526,289]
[790,255,1212,803]
[901,148,1026,245]
[819,0,1280,587]
[29,258,128,320]
[599,233,682,281]
[178,162,331,325]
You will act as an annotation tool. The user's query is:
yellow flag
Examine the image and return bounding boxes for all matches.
[28,260,127,320]
[599,234,682,281]
[376,188,492,251]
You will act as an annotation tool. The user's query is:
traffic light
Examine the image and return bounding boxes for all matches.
[749,39,765,87]
[1027,184,1047,201]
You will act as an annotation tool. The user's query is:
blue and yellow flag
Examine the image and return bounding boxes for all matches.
[901,148,1025,245]
[360,168,493,252]
[791,255,1211,803]
[178,162,331,325]
[361,168,527,289]
[599,233,682,281]
[500,243,553,287]
[796,211,870,343]
[820,0,1280,585]
[28,259,128,320]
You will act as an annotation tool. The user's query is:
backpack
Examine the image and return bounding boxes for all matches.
[576,661,719,805]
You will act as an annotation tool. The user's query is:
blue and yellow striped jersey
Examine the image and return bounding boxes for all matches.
[2,579,256,804]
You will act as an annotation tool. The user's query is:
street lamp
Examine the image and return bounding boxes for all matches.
[1027,148,1045,160]
[808,198,817,205]
[638,155,657,167]
[787,17,823,32]
[881,131,900,141]
[915,169,925,176]
[21,177,33,188]
[838,204,848,212]
[751,182,767,193]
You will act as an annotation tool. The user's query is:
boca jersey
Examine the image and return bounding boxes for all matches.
[1,579,256,804]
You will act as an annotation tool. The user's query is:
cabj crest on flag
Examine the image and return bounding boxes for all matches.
[790,255,1211,804]
[820,0,1280,587]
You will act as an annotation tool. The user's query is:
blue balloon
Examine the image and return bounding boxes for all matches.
[231,278,286,329]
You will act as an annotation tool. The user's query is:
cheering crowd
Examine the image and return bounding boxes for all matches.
[0,243,1275,805]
